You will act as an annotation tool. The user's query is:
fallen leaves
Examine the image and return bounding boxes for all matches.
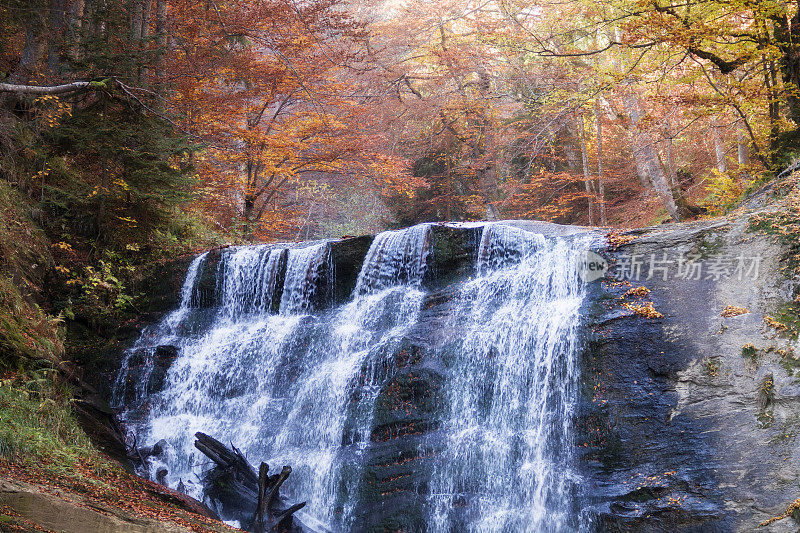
[624,286,651,298]
[764,315,789,332]
[721,305,749,318]
[0,457,236,533]
[623,301,664,319]
[606,230,638,249]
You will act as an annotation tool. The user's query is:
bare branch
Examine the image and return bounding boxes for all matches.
[0,81,93,95]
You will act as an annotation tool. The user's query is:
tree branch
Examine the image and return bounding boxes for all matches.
[0,81,93,95]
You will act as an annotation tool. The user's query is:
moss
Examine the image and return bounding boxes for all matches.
[770,303,800,340]
[742,343,758,360]
[695,233,724,259]
[703,358,720,378]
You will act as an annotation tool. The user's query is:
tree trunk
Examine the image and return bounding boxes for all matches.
[712,118,728,173]
[737,123,749,167]
[765,58,781,161]
[624,93,680,221]
[129,0,143,44]
[154,0,167,93]
[194,432,306,532]
[579,113,594,225]
[664,116,678,188]
[8,24,44,84]
[0,81,92,94]
[47,0,67,77]
[772,2,800,127]
[66,0,85,61]
[596,97,607,226]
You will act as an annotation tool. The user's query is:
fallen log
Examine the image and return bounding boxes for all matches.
[194,432,306,532]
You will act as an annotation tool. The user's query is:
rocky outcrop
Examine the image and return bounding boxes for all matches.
[581,217,800,532]
[0,479,229,533]
[111,218,800,532]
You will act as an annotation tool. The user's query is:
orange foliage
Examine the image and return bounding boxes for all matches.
[158,0,409,239]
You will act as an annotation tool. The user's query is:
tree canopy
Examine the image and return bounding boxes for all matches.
[2,0,799,237]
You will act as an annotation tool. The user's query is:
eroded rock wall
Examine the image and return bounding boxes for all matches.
[582,218,800,532]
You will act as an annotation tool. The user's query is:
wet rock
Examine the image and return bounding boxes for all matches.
[144,365,166,395]
[424,224,482,290]
[152,439,168,458]
[154,345,179,365]
[580,216,800,531]
[330,235,374,304]
[192,249,223,308]
[113,217,800,531]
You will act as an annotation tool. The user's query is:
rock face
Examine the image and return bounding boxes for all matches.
[0,478,225,533]
[581,217,800,532]
[115,219,800,532]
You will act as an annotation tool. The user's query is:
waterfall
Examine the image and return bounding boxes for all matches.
[427,224,588,532]
[279,243,331,314]
[115,222,593,532]
[112,251,208,407]
[218,246,284,321]
[354,223,431,294]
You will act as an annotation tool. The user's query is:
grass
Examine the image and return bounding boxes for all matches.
[742,344,759,368]
[0,374,98,478]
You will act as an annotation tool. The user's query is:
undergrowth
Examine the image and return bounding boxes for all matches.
[0,372,108,486]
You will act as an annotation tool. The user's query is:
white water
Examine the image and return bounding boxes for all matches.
[112,252,208,407]
[427,223,589,532]
[115,228,432,529]
[354,223,431,295]
[115,222,591,532]
[218,245,284,320]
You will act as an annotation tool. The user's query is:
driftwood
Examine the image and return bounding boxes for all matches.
[194,432,306,532]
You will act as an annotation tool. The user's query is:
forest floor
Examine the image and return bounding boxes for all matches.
[0,457,236,532]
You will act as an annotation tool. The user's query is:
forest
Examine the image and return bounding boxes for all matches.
[3,0,800,531]
[4,0,800,244]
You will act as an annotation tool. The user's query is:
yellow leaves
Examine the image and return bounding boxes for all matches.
[721,305,749,317]
[52,242,74,253]
[33,95,72,129]
[764,315,788,332]
[702,169,748,214]
[116,216,138,228]
[622,301,664,319]
[623,286,650,298]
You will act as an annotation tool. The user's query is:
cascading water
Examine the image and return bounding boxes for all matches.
[114,222,594,532]
[112,251,208,407]
[114,227,434,530]
[354,223,431,294]
[217,245,285,320]
[426,223,588,532]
